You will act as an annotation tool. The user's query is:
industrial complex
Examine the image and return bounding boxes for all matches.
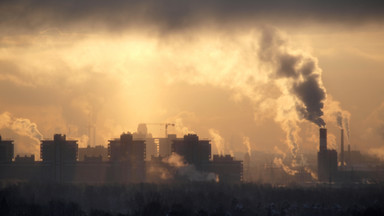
[0,125,384,184]
[0,129,242,183]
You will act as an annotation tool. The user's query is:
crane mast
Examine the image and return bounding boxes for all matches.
[143,123,175,138]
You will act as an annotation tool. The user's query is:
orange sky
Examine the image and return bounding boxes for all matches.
[1,0,384,160]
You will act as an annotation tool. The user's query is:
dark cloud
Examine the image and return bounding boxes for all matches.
[336,112,343,128]
[293,74,326,127]
[1,0,384,34]
[277,54,300,78]
[259,27,326,127]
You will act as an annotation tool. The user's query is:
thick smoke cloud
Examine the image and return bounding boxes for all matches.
[1,0,384,34]
[259,27,326,127]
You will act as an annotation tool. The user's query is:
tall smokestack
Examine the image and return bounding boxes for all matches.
[319,128,327,152]
[348,143,351,166]
[340,129,344,168]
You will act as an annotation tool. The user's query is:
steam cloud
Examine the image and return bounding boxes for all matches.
[337,111,351,140]
[0,112,43,156]
[209,129,225,155]
[243,136,252,156]
[167,112,196,137]
[273,158,298,176]
[162,153,218,182]
[328,95,351,142]
[76,134,89,148]
[255,27,329,176]
[164,27,330,170]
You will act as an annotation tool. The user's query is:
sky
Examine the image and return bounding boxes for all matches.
[1,0,384,161]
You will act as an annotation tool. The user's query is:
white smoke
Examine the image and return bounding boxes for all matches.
[325,97,351,142]
[166,27,331,171]
[304,167,318,180]
[0,112,43,157]
[209,128,225,155]
[166,112,196,137]
[162,153,218,182]
[273,157,298,176]
[243,136,252,156]
[273,146,287,159]
[75,134,89,148]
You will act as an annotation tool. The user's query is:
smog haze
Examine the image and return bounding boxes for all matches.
[1,0,384,160]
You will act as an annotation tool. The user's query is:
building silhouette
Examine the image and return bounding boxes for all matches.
[0,135,14,163]
[0,132,245,183]
[172,134,211,168]
[78,145,108,161]
[108,132,146,183]
[317,128,338,182]
[211,154,243,182]
[159,134,177,157]
[40,134,78,182]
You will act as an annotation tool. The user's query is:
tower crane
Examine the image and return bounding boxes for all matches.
[144,123,175,138]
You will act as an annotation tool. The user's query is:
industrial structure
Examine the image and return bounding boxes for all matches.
[317,128,338,182]
[2,124,384,185]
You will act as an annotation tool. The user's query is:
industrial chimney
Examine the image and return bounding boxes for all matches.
[319,128,327,152]
[340,129,344,168]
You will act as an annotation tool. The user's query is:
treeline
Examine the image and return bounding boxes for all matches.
[0,182,384,216]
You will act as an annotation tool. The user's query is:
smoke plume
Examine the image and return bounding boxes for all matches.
[209,129,225,155]
[162,153,218,182]
[273,158,298,176]
[337,112,343,128]
[167,112,196,137]
[243,136,252,156]
[75,134,89,148]
[259,27,326,128]
[0,112,43,157]
[325,97,351,142]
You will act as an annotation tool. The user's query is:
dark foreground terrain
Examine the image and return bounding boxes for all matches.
[0,182,384,216]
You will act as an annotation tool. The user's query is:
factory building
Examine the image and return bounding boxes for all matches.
[317,128,338,182]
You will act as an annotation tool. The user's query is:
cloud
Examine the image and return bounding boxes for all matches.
[0,112,43,157]
[1,0,384,35]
